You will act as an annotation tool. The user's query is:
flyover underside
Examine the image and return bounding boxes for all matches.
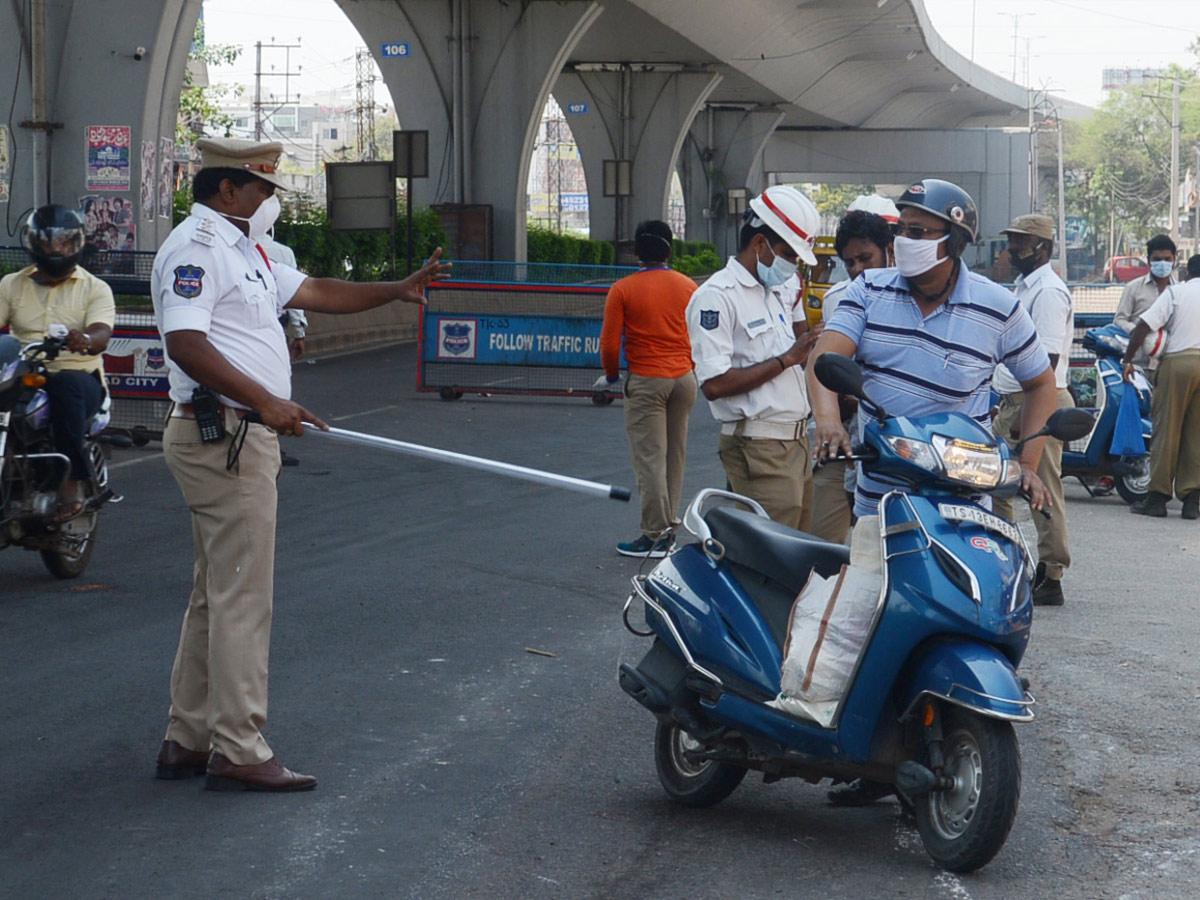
[764,127,1032,261]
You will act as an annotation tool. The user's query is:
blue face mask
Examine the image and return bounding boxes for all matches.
[756,245,799,287]
[1151,260,1174,279]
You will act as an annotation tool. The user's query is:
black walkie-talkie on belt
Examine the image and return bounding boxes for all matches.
[191,386,226,443]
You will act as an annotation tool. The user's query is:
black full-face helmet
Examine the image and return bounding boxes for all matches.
[895,178,979,242]
[20,204,87,278]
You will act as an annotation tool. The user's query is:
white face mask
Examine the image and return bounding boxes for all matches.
[894,233,949,278]
[756,244,799,287]
[248,194,281,240]
[222,194,281,239]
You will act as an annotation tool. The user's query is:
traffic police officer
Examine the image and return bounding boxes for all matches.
[151,138,450,792]
[686,185,822,529]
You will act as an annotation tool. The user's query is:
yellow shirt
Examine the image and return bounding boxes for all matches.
[0,265,116,375]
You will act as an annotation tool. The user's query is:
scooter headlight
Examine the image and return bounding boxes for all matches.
[931,435,1004,488]
[881,435,940,473]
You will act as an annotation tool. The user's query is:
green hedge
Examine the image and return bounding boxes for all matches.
[175,187,448,280]
[526,225,615,266]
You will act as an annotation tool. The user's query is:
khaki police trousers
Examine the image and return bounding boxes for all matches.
[624,372,698,538]
[809,458,851,543]
[1149,350,1200,499]
[718,433,812,531]
[162,411,281,765]
[992,387,1074,581]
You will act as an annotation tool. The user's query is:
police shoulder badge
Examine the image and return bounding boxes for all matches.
[699,309,720,331]
[172,265,205,298]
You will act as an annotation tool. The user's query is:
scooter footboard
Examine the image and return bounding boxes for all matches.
[899,639,1034,723]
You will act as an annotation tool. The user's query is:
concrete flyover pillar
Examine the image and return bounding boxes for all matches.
[678,106,784,258]
[554,66,721,252]
[0,0,202,249]
[336,0,602,261]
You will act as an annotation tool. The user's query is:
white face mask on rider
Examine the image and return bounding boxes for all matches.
[893,233,949,278]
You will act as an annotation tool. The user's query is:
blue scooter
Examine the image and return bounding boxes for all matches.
[1061,323,1152,504]
[619,354,1094,873]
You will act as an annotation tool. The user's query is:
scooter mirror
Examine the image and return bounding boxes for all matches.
[1045,407,1095,443]
[814,353,866,399]
[1013,407,1095,454]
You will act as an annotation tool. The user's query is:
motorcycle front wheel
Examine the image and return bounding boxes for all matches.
[915,708,1020,873]
[653,721,746,808]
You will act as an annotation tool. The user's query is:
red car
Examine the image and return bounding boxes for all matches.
[1103,256,1150,282]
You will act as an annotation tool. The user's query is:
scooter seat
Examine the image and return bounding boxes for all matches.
[704,506,850,595]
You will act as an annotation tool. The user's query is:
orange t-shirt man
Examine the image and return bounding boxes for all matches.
[600,267,696,380]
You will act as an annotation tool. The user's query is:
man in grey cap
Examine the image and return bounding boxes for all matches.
[992,214,1075,606]
[150,137,450,792]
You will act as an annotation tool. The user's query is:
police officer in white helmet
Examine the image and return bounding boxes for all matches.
[686,185,822,529]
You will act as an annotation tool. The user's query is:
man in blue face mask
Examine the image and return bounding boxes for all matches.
[686,185,823,529]
[1115,234,1176,373]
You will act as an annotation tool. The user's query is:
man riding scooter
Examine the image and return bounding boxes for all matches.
[806,178,1058,806]
[0,205,114,520]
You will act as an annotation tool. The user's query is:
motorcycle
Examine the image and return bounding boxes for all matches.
[618,353,1094,873]
[0,332,120,578]
[1063,323,1153,504]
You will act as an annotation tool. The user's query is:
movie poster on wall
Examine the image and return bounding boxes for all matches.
[0,125,10,203]
[158,136,173,219]
[86,125,132,191]
[140,140,156,220]
[79,195,136,253]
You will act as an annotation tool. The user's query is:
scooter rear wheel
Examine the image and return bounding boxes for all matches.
[1115,455,1151,505]
[653,721,746,808]
[914,708,1020,873]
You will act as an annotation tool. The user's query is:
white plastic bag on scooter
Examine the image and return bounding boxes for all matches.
[769,517,883,727]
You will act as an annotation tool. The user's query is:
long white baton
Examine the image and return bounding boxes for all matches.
[304,424,632,502]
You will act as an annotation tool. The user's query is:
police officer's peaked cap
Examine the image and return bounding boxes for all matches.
[195,137,289,190]
[1002,214,1055,241]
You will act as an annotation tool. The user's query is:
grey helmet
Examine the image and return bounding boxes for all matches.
[895,178,978,242]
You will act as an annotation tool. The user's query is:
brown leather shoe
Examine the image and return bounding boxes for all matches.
[155,740,210,780]
[204,752,317,792]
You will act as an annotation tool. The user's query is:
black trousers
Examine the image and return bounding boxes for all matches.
[45,370,105,480]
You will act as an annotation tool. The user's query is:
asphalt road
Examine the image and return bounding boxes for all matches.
[3,343,1199,900]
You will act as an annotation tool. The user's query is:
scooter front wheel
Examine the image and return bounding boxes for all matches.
[1115,455,1151,505]
[653,721,746,808]
[915,708,1020,873]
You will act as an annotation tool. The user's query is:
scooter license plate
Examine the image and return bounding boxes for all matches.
[938,503,1021,545]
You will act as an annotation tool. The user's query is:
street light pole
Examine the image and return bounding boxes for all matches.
[1170,75,1181,242]
[1057,114,1068,279]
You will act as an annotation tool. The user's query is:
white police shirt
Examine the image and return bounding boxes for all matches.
[686,256,810,424]
[1141,278,1200,354]
[994,261,1073,393]
[151,204,307,406]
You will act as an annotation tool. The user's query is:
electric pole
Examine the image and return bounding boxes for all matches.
[355,48,378,160]
[1171,74,1181,242]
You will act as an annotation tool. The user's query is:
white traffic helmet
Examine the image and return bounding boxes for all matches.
[748,185,819,265]
[847,193,900,224]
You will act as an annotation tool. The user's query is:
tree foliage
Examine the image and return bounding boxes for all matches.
[812,183,875,218]
[177,20,244,146]
[1055,65,1200,263]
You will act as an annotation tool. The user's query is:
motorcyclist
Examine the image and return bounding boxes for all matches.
[0,205,115,519]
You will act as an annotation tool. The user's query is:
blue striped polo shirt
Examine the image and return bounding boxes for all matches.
[825,266,1050,516]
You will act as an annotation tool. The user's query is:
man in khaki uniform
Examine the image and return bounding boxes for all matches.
[686,186,822,529]
[991,214,1075,606]
[151,138,450,792]
[1123,264,1200,519]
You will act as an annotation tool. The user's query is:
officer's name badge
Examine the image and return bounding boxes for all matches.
[699,310,720,330]
[747,318,766,329]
